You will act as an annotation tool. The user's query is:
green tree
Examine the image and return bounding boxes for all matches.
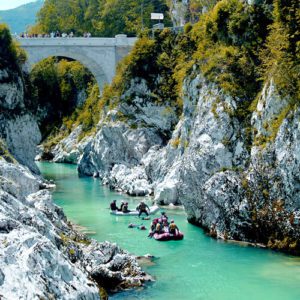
[260,0,300,101]
[30,57,95,137]
[0,24,25,71]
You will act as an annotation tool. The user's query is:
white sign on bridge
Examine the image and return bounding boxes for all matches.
[151,13,164,20]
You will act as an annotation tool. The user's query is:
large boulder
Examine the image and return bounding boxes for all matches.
[78,122,163,178]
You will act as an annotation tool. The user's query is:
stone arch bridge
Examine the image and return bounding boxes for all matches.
[19,35,137,89]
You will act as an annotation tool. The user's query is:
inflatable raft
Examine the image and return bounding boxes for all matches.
[110,205,160,216]
[153,230,184,241]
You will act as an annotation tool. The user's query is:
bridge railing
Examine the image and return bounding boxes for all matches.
[16,35,137,47]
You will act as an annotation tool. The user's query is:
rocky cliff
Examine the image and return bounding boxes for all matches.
[0,25,151,298]
[76,72,300,254]
[158,74,300,253]
[0,62,41,173]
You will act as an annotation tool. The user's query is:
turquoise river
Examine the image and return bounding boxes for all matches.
[38,162,300,300]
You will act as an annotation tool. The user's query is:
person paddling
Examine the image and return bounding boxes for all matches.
[110,200,119,211]
[136,201,150,217]
[169,220,179,235]
[148,219,158,237]
[161,211,168,218]
[122,202,130,213]
[155,222,164,234]
[120,200,125,211]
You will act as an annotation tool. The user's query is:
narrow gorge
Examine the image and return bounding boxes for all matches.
[0,0,299,299]
[43,0,300,255]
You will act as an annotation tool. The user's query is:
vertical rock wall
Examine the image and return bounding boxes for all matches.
[0,65,41,173]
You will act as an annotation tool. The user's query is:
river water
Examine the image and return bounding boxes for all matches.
[38,162,300,300]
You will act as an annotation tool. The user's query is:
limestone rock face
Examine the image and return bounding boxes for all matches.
[78,122,163,196]
[104,164,152,196]
[49,78,177,168]
[161,77,300,252]
[148,75,248,207]
[0,160,40,199]
[77,76,179,196]
[0,65,41,173]
[0,69,24,110]
[119,79,178,133]
[3,114,41,173]
[0,160,151,299]
[273,109,300,206]
[0,161,98,299]
[51,125,92,164]
[170,74,248,213]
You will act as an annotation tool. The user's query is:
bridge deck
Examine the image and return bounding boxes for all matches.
[18,37,137,47]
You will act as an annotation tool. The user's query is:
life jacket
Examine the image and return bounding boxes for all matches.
[169,223,177,230]
[156,223,161,232]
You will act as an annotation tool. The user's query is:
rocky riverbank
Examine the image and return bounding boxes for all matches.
[0,159,151,299]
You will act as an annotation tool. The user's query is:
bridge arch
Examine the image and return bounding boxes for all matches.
[27,50,108,90]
